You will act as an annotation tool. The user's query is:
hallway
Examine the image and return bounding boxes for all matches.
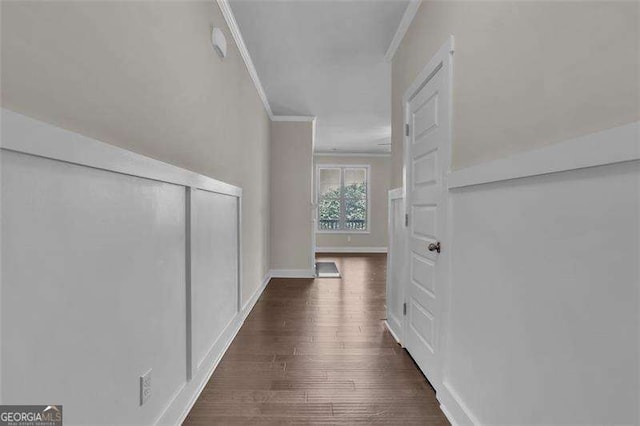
[184,254,449,425]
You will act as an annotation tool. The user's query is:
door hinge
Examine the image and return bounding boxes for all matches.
[405,123,410,137]
[405,213,409,227]
[403,302,407,316]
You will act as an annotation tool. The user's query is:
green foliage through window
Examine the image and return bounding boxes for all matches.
[318,180,367,231]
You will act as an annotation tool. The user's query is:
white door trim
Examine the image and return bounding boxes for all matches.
[311,118,318,275]
[401,35,455,402]
[402,35,454,210]
[386,188,405,344]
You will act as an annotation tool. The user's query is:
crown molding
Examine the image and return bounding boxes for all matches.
[314,151,391,158]
[384,0,422,63]
[271,116,317,122]
[216,0,274,119]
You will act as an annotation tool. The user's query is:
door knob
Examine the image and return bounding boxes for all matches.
[428,241,441,253]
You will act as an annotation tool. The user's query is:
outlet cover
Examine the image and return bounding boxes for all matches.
[140,369,152,406]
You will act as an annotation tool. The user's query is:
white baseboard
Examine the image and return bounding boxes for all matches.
[436,381,477,426]
[159,271,272,425]
[439,404,458,426]
[166,317,239,425]
[270,269,316,278]
[315,246,388,253]
[241,271,272,313]
[384,320,401,344]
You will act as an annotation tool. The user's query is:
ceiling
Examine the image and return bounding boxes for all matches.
[229,0,409,153]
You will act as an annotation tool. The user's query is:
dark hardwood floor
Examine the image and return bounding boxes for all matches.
[184,254,449,425]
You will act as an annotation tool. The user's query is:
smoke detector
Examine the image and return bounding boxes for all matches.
[211,27,227,58]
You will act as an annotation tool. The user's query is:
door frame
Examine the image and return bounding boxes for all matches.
[310,117,318,274]
[385,187,406,344]
[401,36,455,394]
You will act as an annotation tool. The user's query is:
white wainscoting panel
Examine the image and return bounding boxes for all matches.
[449,121,640,189]
[386,121,640,425]
[190,189,239,373]
[1,151,187,425]
[0,109,266,426]
[444,160,639,424]
[385,188,405,342]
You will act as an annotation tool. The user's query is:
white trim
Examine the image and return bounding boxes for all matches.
[169,271,272,425]
[438,381,479,425]
[384,0,422,62]
[1,109,241,197]
[389,187,403,200]
[311,117,317,151]
[216,0,274,119]
[438,404,457,426]
[310,117,318,273]
[316,230,371,235]
[315,247,387,253]
[314,151,391,157]
[384,320,401,344]
[402,35,454,405]
[402,36,455,105]
[236,196,244,313]
[386,187,405,347]
[271,115,316,122]
[1,107,270,426]
[270,269,316,278]
[315,163,372,234]
[241,271,272,315]
[448,121,640,189]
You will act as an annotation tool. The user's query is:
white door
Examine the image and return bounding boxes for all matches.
[404,58,450,385]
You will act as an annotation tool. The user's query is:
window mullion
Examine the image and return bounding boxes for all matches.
[339,167,345,230]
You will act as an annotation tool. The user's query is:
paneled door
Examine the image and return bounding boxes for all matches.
[403,55,451,385]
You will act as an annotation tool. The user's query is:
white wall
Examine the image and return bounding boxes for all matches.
[0,0,271,306]
[1,110,258,425]
[386,122,640,424]
[388,3,640,421]
[385,189,405,341]
[1,1,272,424]
[391,0,640,186]
[2,150,188,425]
[314,154,390,251]
[270,121,314,276]
[190,189,239,373]
[443,157,639,424]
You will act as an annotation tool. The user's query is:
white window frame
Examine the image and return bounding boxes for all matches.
[315,164,371,234]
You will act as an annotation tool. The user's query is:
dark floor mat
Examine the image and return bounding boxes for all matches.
[315,261,340,278]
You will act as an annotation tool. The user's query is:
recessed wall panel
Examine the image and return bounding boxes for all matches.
[191,189,239,371]
[1,151,186,425]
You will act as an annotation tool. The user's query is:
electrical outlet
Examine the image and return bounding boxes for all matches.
[140,369,152,406]
[347,235,351,242]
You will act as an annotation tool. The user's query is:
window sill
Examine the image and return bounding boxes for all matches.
[316,230,371,234]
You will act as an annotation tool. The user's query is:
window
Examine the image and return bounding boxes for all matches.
[316,165,369,232]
